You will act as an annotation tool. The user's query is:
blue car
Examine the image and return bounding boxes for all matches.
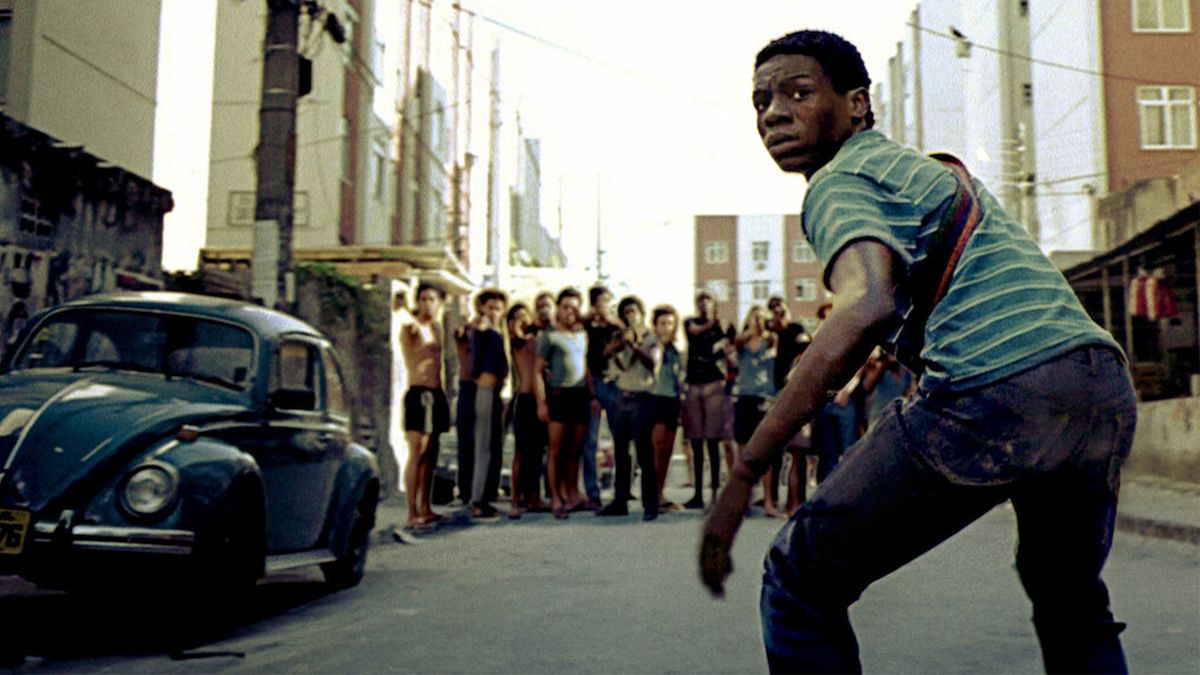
[0,292,379,594]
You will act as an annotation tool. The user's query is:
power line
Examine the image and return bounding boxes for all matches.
[908,22,1149,85]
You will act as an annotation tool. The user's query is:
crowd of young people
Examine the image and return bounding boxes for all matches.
[398,282,913,529]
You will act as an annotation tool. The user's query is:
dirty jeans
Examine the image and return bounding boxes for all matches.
[761,346,1135,674]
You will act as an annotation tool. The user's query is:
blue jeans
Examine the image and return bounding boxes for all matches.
[583,379,620,500]
[813,400,859,481]
[610,391,659,515]
[761,347,1135,673]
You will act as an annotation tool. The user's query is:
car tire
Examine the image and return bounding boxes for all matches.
[321,482,377,589]
[196,487,264,604]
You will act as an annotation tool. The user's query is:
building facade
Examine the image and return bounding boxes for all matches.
[0,0,162,178]
[0,115,173,350]
[694,214,823,333]
[206,0,388,253]
[876,0,1199,254]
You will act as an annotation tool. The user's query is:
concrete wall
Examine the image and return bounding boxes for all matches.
[3,0,161,178]
[1130,396,1200,485]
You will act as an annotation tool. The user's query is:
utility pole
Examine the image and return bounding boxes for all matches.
[486,45,502,287]
[595,173,605,282]
[910,7,923,152]
[997,0,1040,242]
[253,0,342,310]
[253,0,301,311]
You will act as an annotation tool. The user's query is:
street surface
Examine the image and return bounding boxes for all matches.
[2,494,1197,674]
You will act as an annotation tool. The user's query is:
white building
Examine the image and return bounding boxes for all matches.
[0,0,162,178]
[205,0,391,253]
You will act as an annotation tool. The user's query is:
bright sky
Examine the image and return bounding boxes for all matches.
[155,0,917,313]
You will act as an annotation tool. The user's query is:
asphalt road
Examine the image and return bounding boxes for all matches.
[3,497,1198,674]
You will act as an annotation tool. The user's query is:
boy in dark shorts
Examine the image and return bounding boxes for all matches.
[400,283,450,530]
[535,288,592,519]
[507,301,549,518]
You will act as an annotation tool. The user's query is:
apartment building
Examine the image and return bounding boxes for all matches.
[694,214,824,333]
[205,0,389,252]
[875,0,1198,254]
[0,0,161,178]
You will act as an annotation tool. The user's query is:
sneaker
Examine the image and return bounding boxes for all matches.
[642,511,658,522]
[586,497,602,511]
[682,497,705,510]
[597,502,629,517]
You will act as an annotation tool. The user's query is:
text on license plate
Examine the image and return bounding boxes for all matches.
[0,508,31,555]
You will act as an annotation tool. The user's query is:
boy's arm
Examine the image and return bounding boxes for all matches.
[700,240,903,596]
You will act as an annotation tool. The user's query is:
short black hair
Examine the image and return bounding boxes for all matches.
[416,282,445,300]
[558,287,583,305]
[534,291,554,305]
[506,302,528,323]
[588,285,611,306]
[755,30,874,129]
[651,304,678,325]
[617,295,644,319]
[477,287,508,305]
[696,290,714,302]
[767,295,786,308]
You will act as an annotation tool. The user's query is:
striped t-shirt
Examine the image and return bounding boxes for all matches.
[802,130,1120,392]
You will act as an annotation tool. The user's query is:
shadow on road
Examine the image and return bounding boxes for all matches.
[0,576,342,668]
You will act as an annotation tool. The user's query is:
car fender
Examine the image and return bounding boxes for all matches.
[83,437,264,534]
[325,442,380,555]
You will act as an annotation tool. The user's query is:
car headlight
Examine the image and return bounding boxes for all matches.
[121,463,179,517]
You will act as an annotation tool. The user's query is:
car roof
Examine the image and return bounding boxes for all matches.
[52,291,324,339]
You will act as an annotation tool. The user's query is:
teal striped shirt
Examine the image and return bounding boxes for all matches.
[802,130,1120,392]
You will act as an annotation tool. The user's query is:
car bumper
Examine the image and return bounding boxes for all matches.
[31,522,196,555]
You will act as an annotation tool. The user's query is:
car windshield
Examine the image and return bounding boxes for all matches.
[10,309,256,391]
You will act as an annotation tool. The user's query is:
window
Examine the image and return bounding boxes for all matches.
[277,341,321,411]
[751,280,770,301]
[1133,0,1190,31]
[705,279,730,303]
[322,347,349,418]
[792,240,816,263]
[704,241,729,265]
[0,9,11,103]
[1138,86,1197,149]
[340,116,353,183]
[371,143,387,201]
[795,278,818,301]
[751,241,769,262]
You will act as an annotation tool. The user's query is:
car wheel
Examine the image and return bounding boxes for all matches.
[322,483,377,589]
[197,487,264,602]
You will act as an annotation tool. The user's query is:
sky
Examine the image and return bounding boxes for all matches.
[154,0,918,314]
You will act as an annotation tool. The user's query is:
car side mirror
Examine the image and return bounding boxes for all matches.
[269,388,317,411]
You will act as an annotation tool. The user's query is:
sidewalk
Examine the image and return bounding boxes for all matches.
[1115,476,1200,545]
[374,468,1200,546]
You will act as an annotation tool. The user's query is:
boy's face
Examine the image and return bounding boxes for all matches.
[416,289,440,319]
[535,296,554,323]
[558,296,581,326]
[622,304,644,328]
[483,298,505,325]
[654,313,677,341]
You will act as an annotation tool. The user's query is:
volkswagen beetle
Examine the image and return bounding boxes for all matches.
[0,292,379,595]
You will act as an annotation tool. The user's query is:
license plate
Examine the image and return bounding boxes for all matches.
[0,509,31,555]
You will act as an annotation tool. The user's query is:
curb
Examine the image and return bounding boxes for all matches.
[1116,514,1200,546]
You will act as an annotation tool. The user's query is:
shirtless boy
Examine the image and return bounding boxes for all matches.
[507,300,550,518]
[400,283,450,530]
